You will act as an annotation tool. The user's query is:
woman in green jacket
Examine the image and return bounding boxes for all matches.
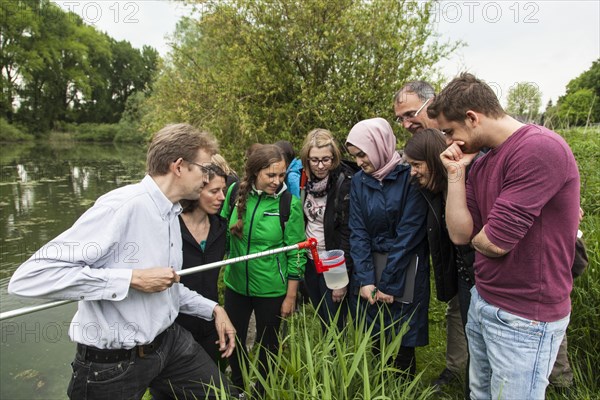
[221,144,306,395]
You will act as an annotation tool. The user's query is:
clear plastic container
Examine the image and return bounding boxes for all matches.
[320,250,349,290]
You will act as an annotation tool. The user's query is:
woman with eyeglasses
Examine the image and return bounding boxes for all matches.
[345,118,429,379]
[299,128,356,331]
[176,163,230,366]
[221,144,306,396]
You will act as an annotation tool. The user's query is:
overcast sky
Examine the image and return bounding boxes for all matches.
[54,0,599,107]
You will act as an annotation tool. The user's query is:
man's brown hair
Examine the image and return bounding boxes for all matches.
[427,73,504,123]
[146,123,218,176]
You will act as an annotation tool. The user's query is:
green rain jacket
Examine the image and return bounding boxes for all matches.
[221,183,306,297]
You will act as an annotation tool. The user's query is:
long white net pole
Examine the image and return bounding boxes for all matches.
[1,239,316,321]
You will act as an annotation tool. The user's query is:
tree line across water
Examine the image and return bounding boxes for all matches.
[1,0,598,148]
[1,0,158,137]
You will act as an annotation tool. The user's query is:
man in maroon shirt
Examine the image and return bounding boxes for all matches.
[428,73,580,400]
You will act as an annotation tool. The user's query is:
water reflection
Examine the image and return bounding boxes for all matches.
[16,164,28,183]
[12,183,36,215]
[0,141,146,399]
[70,165,92,197]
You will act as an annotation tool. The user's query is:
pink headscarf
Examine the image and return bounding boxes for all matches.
[345,117,402,181]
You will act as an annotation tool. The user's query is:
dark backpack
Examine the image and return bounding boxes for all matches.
[227,182,292,234]
[333,159,360,212]
[572,236,589,278]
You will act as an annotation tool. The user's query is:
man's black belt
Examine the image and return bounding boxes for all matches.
[76,327,169,363]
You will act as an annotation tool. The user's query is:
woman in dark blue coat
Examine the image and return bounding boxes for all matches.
[345,118,429,378]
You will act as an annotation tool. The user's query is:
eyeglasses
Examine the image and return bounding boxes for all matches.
[308,157,333,166]
[394,97,431,124]
[185,160,213,174]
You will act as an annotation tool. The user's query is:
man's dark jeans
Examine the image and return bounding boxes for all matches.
[67,323,234,399]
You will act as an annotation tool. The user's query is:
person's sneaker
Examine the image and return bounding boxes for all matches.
[431,368,459,392]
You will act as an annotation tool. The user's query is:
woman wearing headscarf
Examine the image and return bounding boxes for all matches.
[345,118,429,378]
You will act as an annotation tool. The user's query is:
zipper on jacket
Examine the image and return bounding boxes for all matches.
[276,255,285,284]
[245,194,263,296]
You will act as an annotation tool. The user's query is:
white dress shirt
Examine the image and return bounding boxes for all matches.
[9,175,217,349]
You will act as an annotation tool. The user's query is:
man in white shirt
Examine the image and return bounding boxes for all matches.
[9,123,237,399]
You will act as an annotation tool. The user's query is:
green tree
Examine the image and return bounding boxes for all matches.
[558,89,596,127]
[0,1,40,121]
[145,0,460,150]
[546,58,600,128]
[2,0,158,134]
[77,40,158,124]
[506,82,542,122]
[15,2,93,132]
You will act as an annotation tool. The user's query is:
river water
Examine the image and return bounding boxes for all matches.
[0,141,147,399]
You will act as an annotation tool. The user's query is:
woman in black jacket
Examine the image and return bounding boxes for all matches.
[404,129,475,394]
[299,128,355,331]
[403,129,475,326]
[176,164,229,364]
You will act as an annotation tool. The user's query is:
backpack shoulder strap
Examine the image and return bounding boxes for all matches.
[228,182,239,219]
[279,189,292,234]
[333,161,356,212]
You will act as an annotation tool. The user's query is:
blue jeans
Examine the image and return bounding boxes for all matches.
[466,287,569,400]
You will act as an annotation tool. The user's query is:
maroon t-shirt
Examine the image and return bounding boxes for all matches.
[467,124,580,322]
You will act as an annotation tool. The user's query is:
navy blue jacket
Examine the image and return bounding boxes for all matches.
[349,164,428,295]
[348,164,429,346]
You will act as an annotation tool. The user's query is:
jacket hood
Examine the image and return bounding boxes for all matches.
[288,158,302,173]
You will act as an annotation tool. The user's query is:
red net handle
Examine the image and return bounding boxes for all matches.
[297,237,326,273]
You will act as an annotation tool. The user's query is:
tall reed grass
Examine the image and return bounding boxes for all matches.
[231,304,436,399]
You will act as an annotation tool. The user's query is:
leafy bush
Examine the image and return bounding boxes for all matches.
[114,122,151,143]
[0,118,34,141]
[70,123,120,142]
[64,122,149,143]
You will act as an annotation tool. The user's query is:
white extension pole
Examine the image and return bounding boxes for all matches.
[0,239,317,321]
